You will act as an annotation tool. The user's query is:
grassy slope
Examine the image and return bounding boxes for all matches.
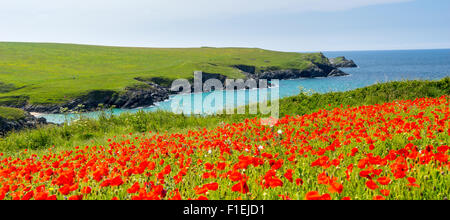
[0,106,27,120]
[0,78,449,152]
[0,42,326,105]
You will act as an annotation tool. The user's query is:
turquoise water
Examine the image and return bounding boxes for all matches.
[41,49,450,124]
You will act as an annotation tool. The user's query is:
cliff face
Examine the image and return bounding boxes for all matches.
[0,113,47,136]
[22,83,171,114]
[238,64,348,80]
[234,55,349,80]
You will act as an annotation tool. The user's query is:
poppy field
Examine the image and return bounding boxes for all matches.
[0,96,449,200]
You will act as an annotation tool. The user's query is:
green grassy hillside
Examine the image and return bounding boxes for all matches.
[0,106,27,120]
[1,78,449,152]
[0,42,327,106]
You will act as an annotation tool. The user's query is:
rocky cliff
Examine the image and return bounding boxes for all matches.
[236,63,348,80]
[329,56,358,68]
[21,83,171,114]
[0,113,47,136]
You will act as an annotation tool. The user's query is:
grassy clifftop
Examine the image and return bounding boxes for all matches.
[0,42,328,106]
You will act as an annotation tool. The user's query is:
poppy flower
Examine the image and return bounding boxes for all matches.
[21,191,34,200]
[204,163,214,170]
[380,189,390,197]
[110,176,124,187]
[34,192,49,200]
[205,182,219,191]
[58,185,71,195]
[81,186,92,194]
[127,183,140,194]
[68,195,83,200]
[229,171,243,182]
[305,191,331,200]
[231,181,249,194]
[373,195,385,200]
[377,177,392,186]
[407,177,420,188]
[284,169,294,183]
[328,181,344,194]
[366,180,379,190]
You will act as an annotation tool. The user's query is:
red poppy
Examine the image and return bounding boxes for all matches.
[68,195,83,200]
[407,177,420,188]
[377,176,392,185]
[305,191,331,200]
[328,181,344,194]
[366,180,379,190]
[127,182,140,194]
[110,176,124,187]
[284,169,294,183]
[205,182,219,191]
[58,185,71,195]
[204,163,214,170]
[229,171,243,182]
[21,191,34,200]
[373,195,385,200]
[231,181,249,194]
[380,189,390,197]
[81,186,92,194]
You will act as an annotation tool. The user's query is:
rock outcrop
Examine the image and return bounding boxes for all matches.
[236,62,348,80]
[329,56,358,68]
[21,83,170,114]
[0,113,47,136]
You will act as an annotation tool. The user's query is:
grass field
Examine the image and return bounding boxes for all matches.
[0,42,327,106]
[0,79,448,200]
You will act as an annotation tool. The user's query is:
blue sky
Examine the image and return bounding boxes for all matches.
[1,0,449,51]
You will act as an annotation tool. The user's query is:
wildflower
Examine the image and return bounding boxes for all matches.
[295,178,304,186]
[328,181,344,194]
[305,191,331,200]
[284,169,294,183]
[366,180,379,190]
[380,189,390,197]
[231,181,249,194]
[407,177,420,188]
[81,186,92,194]
[373,195,386,200]
[127,183,140,194]
[68,195,83,200]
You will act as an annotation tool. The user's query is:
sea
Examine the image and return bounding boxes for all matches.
[40,49,450,124]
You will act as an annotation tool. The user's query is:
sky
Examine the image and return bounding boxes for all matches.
[0,0,449,51]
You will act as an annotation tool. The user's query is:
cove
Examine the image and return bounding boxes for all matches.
[39,49,450,124]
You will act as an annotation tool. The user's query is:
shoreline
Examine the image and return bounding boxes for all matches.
[30,112,45,118]
[18,70,350,115]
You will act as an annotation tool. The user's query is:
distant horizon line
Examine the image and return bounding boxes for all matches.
[1,41,449,53]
